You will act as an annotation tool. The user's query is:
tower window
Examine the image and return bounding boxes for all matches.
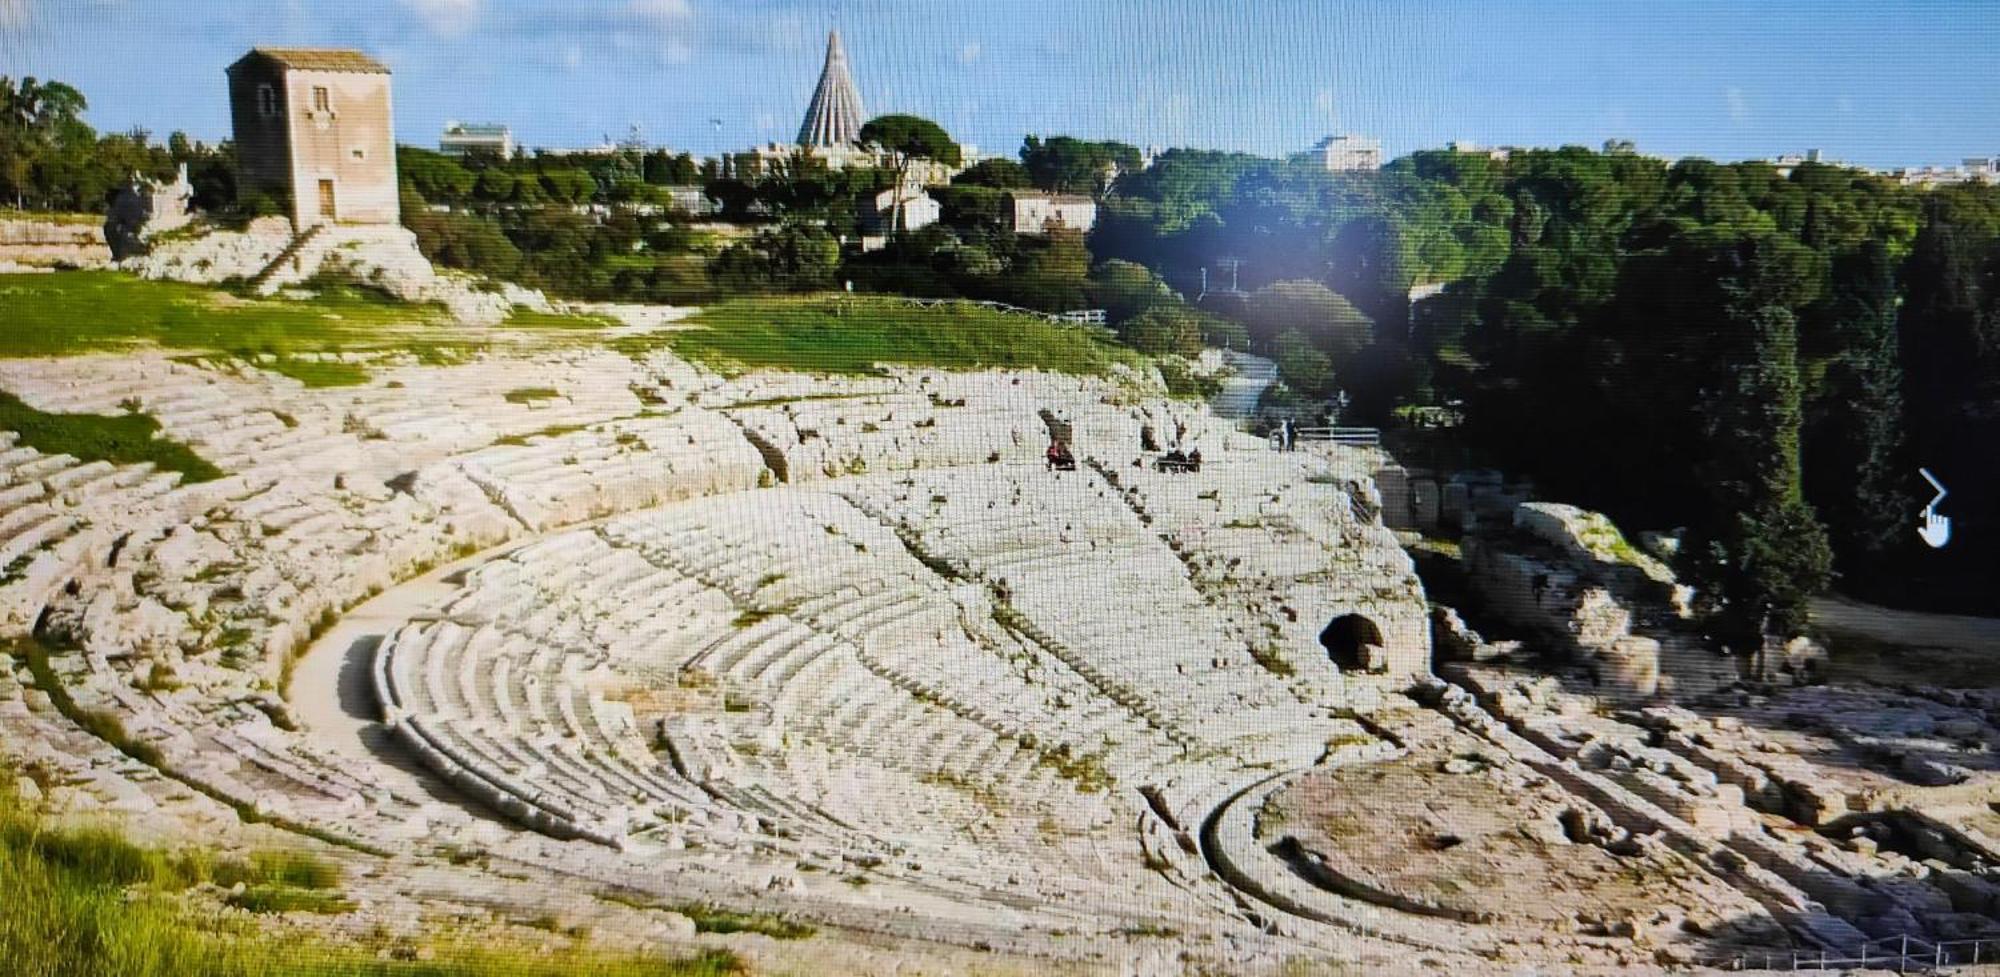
[256,84,278,117]
[312,86,331,112]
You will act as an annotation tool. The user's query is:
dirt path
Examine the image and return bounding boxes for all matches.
[286,535,538,796]
[1810,595,2000,686]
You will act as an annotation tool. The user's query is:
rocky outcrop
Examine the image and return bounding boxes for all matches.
[104,167,197,259]
[1463,502,1734,700]
[122,216,294,283]
[123,219,551,325]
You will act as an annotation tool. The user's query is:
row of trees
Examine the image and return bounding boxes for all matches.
[1088,141,1997,631]
[1,76,228,214]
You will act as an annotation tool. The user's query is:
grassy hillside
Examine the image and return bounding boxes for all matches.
[0,390,222,483]
[0,271,455,359]
[0,770,745,977]
[652,294,1146,377]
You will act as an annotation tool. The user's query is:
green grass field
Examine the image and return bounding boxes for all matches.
[261,358,372,388]
[648,294,1146,377]
[0,271,454,359]
[0,390,222,483]
[0,770,746,977]
[502,307,620,331]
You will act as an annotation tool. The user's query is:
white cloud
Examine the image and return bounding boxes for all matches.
[623,0,695,65]
[402,0,480,37]
[1725,86,1751,126]
[1836,95,1854,114]
[628,0,692,25]
[957,41,981,65]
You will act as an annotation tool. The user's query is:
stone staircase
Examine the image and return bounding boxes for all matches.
[246,223,325,294]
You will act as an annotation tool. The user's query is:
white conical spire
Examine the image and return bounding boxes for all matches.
[797,29,866,147]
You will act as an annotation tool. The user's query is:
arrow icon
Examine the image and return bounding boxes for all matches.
[1918,468,1951,550]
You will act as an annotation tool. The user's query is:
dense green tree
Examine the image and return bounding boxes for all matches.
[538,169,597,204]
[709,223,840,293]
[1019,135,1141,195]
[641,149,699,186]
[1804,241,1910,572]
[473,169,518,202]
[1272,329,1334,397]
[1243,280,1374,365]
[931,185,1009,232]
[1121,304,1206,357]
[401,187,523,279]
[1680,237,1834,643]
[1085,259,1174,323]
[990,228,1089,311]
[953,158,1030,189]
[859,114,959,236]
[398,148,475,204]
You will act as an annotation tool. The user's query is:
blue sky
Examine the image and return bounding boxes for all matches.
[3,0,1995,168]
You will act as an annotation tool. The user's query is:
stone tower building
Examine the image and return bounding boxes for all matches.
[226,48,399,230]
[797,30,866,148]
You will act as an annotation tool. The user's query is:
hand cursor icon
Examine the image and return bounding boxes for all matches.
[1919,506,1951,549]
[1918,468,1951,549]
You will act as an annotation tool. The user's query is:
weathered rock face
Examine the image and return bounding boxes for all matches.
[123,220,549,325]
[122,216,293,282]
[1463,502,1736,700]
[104,168,197,260]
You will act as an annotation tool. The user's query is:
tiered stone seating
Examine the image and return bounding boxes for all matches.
[0,341,1525,959]
[601,492,1191,778]
[453,409,763,531]
[724,391,1042,482]
[338,350,647,452]
[0,441,189,636]
[849,466,1333,771]
[380,498,1177,889]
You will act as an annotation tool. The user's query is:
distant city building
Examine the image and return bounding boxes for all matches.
[1886,160,2000,187]
[439,121,514,159]
[227,47,398,229]
[858,187,940,239]
[1310,134,1383,172]
[1446,140,1517,161]
[799,30,866,149]
[662,186,717,216]
[1770,149,1834,178]
[729,30,965,185]
[1006,192,1096,235]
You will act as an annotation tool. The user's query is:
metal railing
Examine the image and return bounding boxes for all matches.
[1709,934,2000,972]
[1267,426,1382,449]
[891,296,1109,328]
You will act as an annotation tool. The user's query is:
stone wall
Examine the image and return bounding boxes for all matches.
[0,218,112,271]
